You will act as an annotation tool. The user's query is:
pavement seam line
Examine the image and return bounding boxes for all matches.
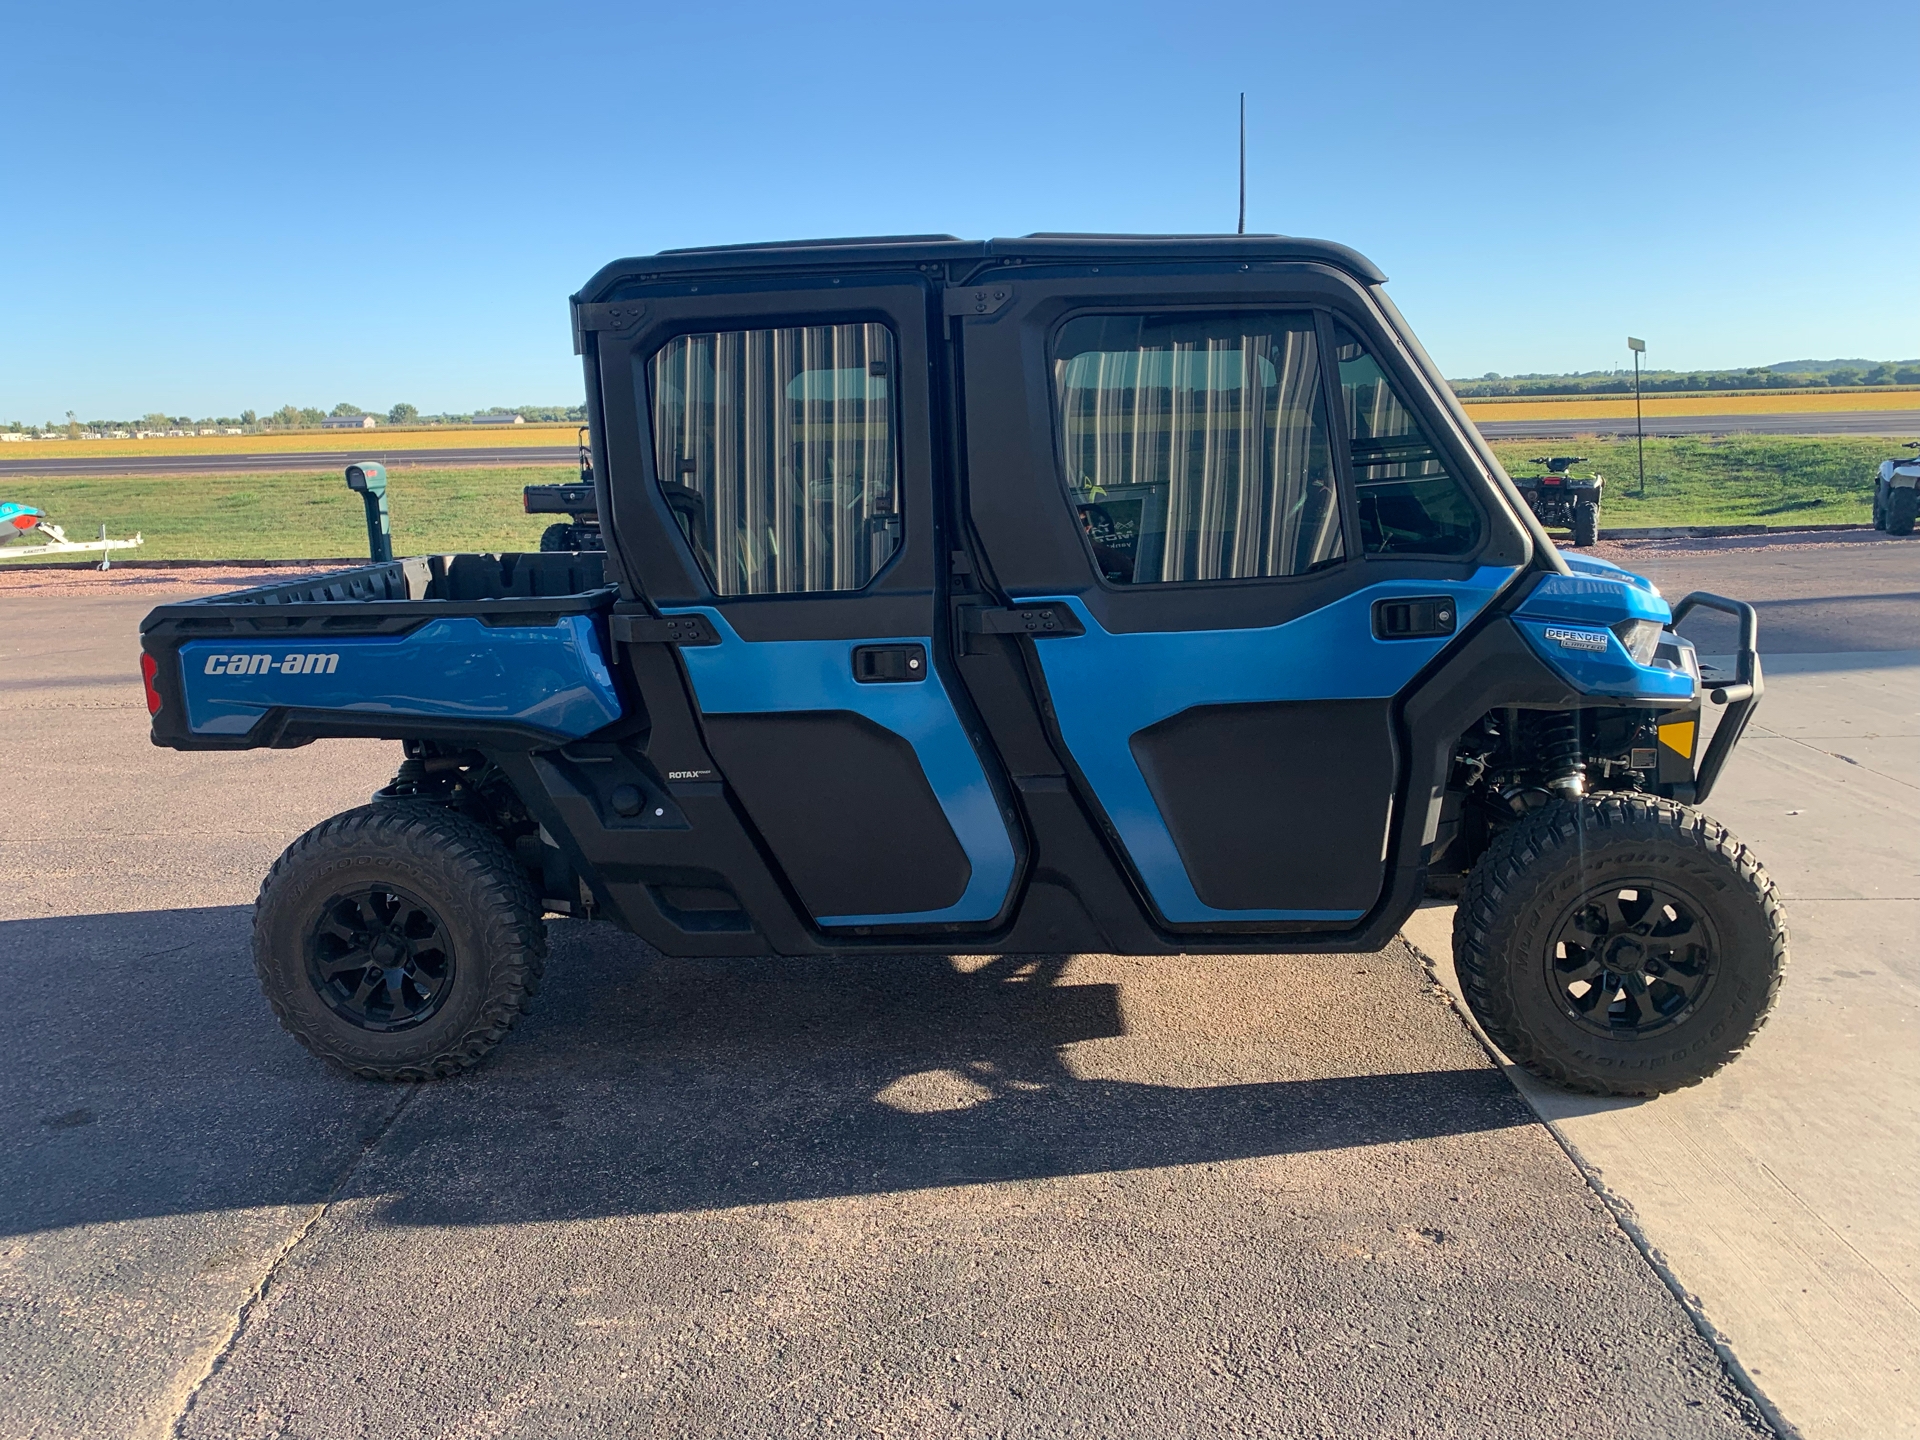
[1751,1156,1920,1319]
[1765,730,1920,792]
[1400,929,1801,1440]
[162,1082,422,1439]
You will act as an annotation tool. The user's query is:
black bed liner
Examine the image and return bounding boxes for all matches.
[140,552,614,636]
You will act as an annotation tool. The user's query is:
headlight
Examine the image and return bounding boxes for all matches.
[1613,619,1662,666]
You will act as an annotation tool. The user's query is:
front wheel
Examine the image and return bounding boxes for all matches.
[1453,795,1787,1096]
[252,805,547,1080]
[1889,487,1917,536]
[1571,500,1600,547]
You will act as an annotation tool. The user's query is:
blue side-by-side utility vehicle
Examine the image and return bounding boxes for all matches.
[140,234,1786,1095]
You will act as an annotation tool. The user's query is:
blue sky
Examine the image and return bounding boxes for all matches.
[6,0,1915,421]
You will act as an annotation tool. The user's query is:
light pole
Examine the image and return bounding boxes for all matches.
[1627,336,1646,497]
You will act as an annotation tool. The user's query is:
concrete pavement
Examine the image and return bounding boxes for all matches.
[1,567,1772,1439]
[1404,624,1919,1439]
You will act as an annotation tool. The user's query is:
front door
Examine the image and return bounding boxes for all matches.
[594,278,1020,930]
[954,270,1520,929]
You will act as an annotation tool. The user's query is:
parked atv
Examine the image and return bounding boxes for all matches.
[1514,456,1604,547]
[1872,441,1919,536]
[140,233,1785,1099]
[523,425,605,552]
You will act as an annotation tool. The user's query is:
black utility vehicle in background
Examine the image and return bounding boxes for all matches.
[523,426,604,551]
[140,233,1786,1099]
[1872,441,1919,535]
[1513,456,1604,547]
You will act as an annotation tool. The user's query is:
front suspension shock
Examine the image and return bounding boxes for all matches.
[1541,713,1585,800]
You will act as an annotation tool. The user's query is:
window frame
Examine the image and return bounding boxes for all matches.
[1319,312,1491,563]
[637,316,911,601]
[1042,302,1357,594]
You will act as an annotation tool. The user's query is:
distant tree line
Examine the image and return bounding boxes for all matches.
[6,403,588,434]
[1450,360,1920,398]
[277,402,588,427]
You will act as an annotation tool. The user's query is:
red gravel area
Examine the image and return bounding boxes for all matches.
[0,564,339,599]
[1586,528,1908,564]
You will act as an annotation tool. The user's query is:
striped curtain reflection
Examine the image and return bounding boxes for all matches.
[1056,319,1342,582]
[649,324,900,595]
[1334,325,1451,484]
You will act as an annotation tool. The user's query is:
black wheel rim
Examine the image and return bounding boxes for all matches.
[1546,882,1718,1038]
[305,885,456,1032]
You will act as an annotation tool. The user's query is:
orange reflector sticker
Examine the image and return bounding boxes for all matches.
[1659,719,1696,758]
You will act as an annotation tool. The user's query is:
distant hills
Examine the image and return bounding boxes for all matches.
[1450,359,1919,399]
[1759,359,1917,374]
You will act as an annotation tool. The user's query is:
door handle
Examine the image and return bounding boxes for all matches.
[852,644,927,683]
[1371,596,1457,640]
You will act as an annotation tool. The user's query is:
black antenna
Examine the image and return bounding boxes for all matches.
[1237,93,1246,234]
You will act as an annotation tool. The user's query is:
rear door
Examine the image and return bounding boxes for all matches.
[592,277,1020,930]
[951,266,1523,929]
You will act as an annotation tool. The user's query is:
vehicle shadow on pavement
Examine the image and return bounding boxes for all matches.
[0,906,1529,1237]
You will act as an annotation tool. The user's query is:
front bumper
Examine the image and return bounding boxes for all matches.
[1670,591,1763,804]
[1512,573,1763,803]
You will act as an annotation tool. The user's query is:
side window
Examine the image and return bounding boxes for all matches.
[1052,312,1343,585]
[1332,324,1482,556]
[646,324,902,595]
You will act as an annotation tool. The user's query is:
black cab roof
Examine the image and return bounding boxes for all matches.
[576,233,1387,302]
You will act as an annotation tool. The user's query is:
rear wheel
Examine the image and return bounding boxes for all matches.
[1889,487,1917,536]
[253,804,546,1080]
[1454,795,1786,1096]
[1872,483,1887,530]
[1571,500,1600,547]
[538,523,576,552]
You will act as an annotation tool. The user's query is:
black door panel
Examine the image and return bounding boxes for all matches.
[1128,700,1394,912]
[704,711,972,918]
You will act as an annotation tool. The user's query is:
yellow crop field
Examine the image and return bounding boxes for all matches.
[1458,389,1920,422]
[13,389,1915,458]
[5,425,579,460]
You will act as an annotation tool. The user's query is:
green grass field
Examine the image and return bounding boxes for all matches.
[1487,436,1893,528]
[0,437,1898,563]
[0,466,574,562]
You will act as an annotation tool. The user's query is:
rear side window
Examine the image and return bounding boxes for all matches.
[647,324,902,595]
[1332,324,1481,556]
[1053,312,1343,585]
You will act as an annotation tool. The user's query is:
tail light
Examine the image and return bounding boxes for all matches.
[140,652,163,715]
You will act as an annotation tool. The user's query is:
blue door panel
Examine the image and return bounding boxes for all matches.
[1019,566,1519,923]
[665,607,1019,929]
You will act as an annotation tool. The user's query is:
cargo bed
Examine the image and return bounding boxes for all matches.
[140,552,623,750]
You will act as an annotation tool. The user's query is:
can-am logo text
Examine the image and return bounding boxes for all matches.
[203,652,340,675]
